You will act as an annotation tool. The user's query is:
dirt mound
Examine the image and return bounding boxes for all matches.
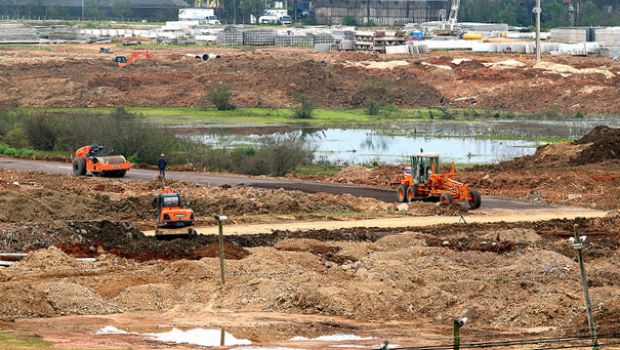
[0,169,390,229]
[39,281,119,315]
[331,165,400,187]
[191,242,250,260]
[0,217,619,331]
[570,126,620,165]
[479,127,620,172]
[114,283,179,311]
[481,228,542,245]
[17,246,80,270]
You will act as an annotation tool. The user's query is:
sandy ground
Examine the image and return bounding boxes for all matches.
[142,208,607,236]
[1,44,619,114]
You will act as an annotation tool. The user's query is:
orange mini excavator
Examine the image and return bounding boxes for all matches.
[72,144,131,177]
[396,152,481,209]
[157,187,195,228]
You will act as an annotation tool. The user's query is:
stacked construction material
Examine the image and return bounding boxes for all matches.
[596,27,620,46]
[243,30,275,46]
[274,34,313,47]
[550,28,587,44]
[0,23,38,43]
[312,33,334,45]
[216,31,243,45]
[48,27,80,41]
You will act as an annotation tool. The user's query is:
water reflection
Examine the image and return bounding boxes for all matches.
[180,118,620,165]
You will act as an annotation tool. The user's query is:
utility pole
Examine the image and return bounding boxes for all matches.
[81,0,84,20]
[534,0,542,63]
[570,224,599,350]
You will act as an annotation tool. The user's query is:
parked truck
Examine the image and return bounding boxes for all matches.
[178,8,221,24]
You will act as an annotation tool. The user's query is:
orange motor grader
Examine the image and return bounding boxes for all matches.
[396,153,481,210]
[73,145,131,177]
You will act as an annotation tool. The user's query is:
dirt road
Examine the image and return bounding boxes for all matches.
[0,157,547,210]
[143,208,607,236]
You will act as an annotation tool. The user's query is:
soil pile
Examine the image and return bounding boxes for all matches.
[331,165,400,188]
[482,127,620,172]
[570,126,620,165]
[0,169,389,229]
[2,217,618,330]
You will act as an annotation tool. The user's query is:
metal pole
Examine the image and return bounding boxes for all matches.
[535,0,541,63]
[572,224,598,350]
[453,320,461,350]
[453,318,466,350]
[81,0,84,21]
[218,218,225,285]
[220,328,225,346]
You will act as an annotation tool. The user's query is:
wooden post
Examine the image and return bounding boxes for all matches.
[218,217,225,285]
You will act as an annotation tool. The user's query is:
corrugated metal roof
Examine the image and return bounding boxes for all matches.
[7,0,190,8]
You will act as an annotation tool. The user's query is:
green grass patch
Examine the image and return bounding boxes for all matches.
[0,332,52,350]
[19,107,439,127]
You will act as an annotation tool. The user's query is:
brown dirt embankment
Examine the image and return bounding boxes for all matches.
[1,45,620,114]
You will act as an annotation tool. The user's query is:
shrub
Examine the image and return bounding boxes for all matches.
[17,148,34,157]
[365,100,383,116]
[575,111,585,119]
[23,113,59,151]
[360,80,389,115]
[5,127,28,148]
[183,135,314,176]
[204,85,234,111]
[3,147,17,156]
[292,95,314,119]
[255,134,315,176]
[0,144,7,154]
[382,103,400,118]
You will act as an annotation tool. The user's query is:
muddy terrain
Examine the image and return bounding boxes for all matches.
[1,45,619,114]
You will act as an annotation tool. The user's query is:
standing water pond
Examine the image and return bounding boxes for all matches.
[178,118,619,165]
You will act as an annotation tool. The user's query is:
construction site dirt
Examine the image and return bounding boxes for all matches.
[1,216,619,349]
[1,45,620,114]
[2,43,620,349]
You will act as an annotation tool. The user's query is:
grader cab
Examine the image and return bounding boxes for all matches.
[397,153,481,209]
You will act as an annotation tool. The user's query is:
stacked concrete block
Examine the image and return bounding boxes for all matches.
[243,30,276,46]
[595,27,620,46]
[313,33,334,45]
[274,35,313,47]
[550,28,587,44]
[0,23,38,43]
[216,31,243,45]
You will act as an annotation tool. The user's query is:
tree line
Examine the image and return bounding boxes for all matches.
[460,0,620,28]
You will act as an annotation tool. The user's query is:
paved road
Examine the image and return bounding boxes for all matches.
[0,157,547,210]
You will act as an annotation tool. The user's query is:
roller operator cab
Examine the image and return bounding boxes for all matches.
[157,187,195,228]
[73,144,131,177]
[397,152,481,209]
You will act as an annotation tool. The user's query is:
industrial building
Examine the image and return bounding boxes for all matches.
[313,0,448,26]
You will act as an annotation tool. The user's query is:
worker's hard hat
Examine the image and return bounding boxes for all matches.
[161,153,165,157]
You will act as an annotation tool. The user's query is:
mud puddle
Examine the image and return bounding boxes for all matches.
[97,326,252,347]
